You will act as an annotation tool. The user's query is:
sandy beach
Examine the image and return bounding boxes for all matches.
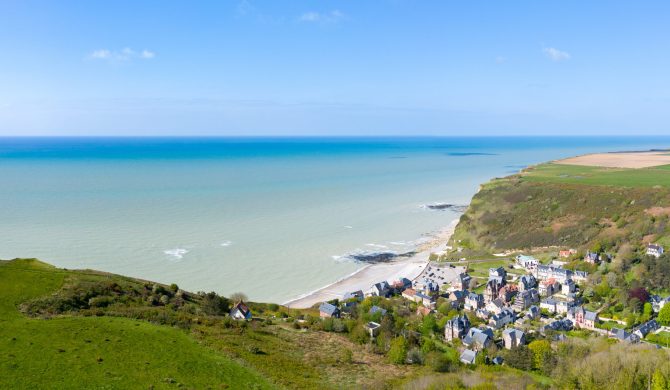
[284,219,460,309]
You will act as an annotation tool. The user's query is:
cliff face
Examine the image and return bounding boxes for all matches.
[449,167,670,254]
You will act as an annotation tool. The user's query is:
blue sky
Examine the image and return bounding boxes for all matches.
[0,1,669,136]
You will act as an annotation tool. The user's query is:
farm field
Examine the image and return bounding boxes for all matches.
[522,163,670,188]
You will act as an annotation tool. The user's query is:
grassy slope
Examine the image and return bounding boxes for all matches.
[0,259,274,390]
[450,163,670,252]
[523,163,670,187]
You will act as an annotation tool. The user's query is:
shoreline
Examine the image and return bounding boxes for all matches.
[284,219,460,309]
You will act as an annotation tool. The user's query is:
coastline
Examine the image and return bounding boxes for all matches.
[284,219,460,309]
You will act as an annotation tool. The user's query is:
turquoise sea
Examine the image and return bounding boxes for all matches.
[1,136,668,302]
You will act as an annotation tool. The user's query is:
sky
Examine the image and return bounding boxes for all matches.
[0,1,669,136]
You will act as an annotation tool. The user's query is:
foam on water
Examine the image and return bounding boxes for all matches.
[164,248,189,260]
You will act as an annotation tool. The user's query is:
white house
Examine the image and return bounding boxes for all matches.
[647,244,664,258]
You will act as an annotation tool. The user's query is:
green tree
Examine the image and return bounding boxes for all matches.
[420,314,437,335]
[503,346,533,370]
[652,369,668,390]
[659,304,670,326]
[388,336,408,364]
[642,302,653,322]
[528,340,552,370]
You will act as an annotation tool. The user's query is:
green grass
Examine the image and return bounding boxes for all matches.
[646,331,670,347]
[522,163,670,188]
[0,259,274,390]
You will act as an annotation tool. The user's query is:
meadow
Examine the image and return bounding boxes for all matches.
[521,163,670,187]
[0,259,273,389]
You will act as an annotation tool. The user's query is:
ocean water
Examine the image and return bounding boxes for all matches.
[1,136,668,303]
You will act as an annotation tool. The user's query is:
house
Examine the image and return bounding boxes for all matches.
[452,272,472,290]
[573,270,589,282]
[229,301,252,320]
[402,288,419,302]
[342,290,364,302]
[559,249,577,258]
[369,305,387,318]
[540,298,558,314]
[502,328,526,349]
[543,319,573,332]
[539,278,560,297]
[489,267,507,279]
[486,298,505,315]
[448,290,468,308]
[650,295,670,313]
[556,300,574,314]
[460,349,478,365]
[572,306,598,330]
[512,289,540,312]
[464,292,484,311]
[491,356,504,365]
[516,255,539,270]
[365,321,381,337]
[562,279,576,295]
[634,319,659,339]
[647,244,665,258]
[476,308,491,320]
[526,305,541,320]
[611,328,640,343]
[463,327,494,350]
[367,281,391,298]
[391,277,413,292]
[416,291,436,308]
[535,265,573,283]
[445,314,471,341]
[484,278,505,303]
[518,274,537,292]
[498,284,518,303]
[489,308,515,329]
[319,302,340,318]
[584,252,601,264]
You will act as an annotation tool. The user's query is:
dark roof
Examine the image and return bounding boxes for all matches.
[369,306,387,316]
[319,302,340,316]
[343,290,363,300]
[584,310,598,321]
[460,349,477,364]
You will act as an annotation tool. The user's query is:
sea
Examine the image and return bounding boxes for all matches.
[0,136,668,303]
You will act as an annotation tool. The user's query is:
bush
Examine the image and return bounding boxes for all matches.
[426,351,452,372]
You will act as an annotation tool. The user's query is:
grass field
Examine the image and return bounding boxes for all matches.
[521,163,670,187]
[0,259,274,390]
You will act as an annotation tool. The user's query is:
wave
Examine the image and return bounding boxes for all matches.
[366,243,388,249]
[220,240,233,247]
[164,248,188,260]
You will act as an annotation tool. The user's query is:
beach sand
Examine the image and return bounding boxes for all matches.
[284,220,460,309]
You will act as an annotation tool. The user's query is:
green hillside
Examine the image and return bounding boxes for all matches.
[450,162,670,253]
[0,259,273,390]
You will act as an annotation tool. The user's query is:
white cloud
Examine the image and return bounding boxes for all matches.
[90,49,111,59]
[140,50,155,59]
[88,48,156,62]
[543,47,570,62]
[299,10,345,23]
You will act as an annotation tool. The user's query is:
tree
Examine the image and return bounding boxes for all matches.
[388,336,408,364]
[503,346,533,370]
[658,304,670,326]
[652,369,668,390]
[426,351,452,372]
[528,340,552,371]
[201,291,230,316]
[229,292,248,303]
[642,302,653,322]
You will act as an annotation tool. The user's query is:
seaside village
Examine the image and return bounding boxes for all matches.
[283,242,670,367]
